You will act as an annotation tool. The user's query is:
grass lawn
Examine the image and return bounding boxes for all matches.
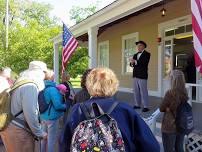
[70,76,81,88]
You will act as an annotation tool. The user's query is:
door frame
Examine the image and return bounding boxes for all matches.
[158,15,195,97]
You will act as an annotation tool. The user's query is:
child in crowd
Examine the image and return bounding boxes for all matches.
[160,70,189,152]
[57,84,68,101]
[56,84,71,124]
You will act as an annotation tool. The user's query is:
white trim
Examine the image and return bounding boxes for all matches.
[98,40,110,67]
[118,87,160,97]
[158,15,192,97]
[70,0,161,36]
[158,15,192,32]
[121,32,139,75]
[51,0,162,44]
[53,43,59,83]
[88,27,98,68]
[118,87,133,93]
[157,43,163,97]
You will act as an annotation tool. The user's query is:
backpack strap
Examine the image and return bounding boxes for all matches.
[107,102,119,114]
[10,80,37,118]
[10,80,36,92]
[91,103,105,118]
[14,110,23,117]
[80,103,91,119]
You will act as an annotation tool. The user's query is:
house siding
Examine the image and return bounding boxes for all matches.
[98,0,191,91]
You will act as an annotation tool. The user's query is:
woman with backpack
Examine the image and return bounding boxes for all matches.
[59,67,160,152]
[40,69,66,152]
[160,70,189,152]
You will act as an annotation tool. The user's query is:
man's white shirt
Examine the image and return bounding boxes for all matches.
[137,50,144,60]
[134,50,145,65]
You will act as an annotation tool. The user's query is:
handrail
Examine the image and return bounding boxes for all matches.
[186,83,202,105]
[143,108,161,134]
[186,83,202,87]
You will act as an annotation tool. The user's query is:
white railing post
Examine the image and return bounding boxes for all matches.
[143,109,161,134]
[186,84,193,106]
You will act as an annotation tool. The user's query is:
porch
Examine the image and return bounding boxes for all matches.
[51,0,202,99]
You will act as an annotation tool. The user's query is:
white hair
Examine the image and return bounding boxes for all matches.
[1,67,12,78]
[17,69,45,91]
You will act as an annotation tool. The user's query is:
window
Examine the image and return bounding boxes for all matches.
[164,24,192,37]
[186,24,192,32]
[122,33,138,74]
[164,40,173,78]
[98,41,109,67]
[175,26,185,34]
[165,29,175,37]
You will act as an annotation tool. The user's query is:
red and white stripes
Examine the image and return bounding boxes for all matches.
[192,0,202,73]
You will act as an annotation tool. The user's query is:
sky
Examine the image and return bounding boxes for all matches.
[33,0,116,26]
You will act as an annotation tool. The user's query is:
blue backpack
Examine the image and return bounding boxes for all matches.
[175,102,194,135]
[38,86,52,114]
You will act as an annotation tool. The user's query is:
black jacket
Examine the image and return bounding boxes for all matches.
[130,50,150,79]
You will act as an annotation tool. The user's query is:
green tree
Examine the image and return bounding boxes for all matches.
[66,3,98,78]
[69,1,99,24]
[0,0,60,73]
[66,47,89,78]
[0,0,96,79]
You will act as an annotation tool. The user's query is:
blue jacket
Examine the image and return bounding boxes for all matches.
[40,80,66,120]
[59,97,160,152]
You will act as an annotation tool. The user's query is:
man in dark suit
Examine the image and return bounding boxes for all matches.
[130,41,150,112]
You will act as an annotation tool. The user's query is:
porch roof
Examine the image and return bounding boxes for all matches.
[51,0,165,44]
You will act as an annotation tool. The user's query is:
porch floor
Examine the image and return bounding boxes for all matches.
[0,91,201,152]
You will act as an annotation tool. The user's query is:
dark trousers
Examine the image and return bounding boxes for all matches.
[162,132,185,152]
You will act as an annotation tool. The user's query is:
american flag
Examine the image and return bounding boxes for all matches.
[62,24,78,72]
[191,0,202,73]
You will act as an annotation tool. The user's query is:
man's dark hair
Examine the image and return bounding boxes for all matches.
[81,69,92,88]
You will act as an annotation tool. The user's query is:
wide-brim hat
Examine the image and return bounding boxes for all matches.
[17,61,48,91]
[29,61,48,72]
[135,41,147,48]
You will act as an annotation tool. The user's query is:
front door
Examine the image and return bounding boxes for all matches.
[162,34,199,99]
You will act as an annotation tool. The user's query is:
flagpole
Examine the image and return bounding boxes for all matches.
[5,0,9,49]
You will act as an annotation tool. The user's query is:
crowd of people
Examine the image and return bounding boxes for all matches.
[0,41,191,152]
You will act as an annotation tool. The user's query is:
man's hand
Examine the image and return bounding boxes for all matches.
[130,58,137,65]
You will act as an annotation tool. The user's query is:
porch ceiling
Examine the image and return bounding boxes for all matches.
[76,0,175,42]
[51,0,175,44]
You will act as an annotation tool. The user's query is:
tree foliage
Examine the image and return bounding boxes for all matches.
[66,47,89,78]
[0,0,60,73]
[67,3,98,77]
[0,0,96,78]
[69,2,99,24]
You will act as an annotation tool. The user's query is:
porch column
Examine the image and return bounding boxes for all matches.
[53,43,59,83]
[88,27,98,68]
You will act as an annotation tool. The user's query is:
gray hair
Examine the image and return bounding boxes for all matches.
[170,70,186,91]
[62,71,70,77]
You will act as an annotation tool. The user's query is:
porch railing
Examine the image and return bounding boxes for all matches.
[144,83,202,135]
[143,108,161,134]
[186,83,202,105]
